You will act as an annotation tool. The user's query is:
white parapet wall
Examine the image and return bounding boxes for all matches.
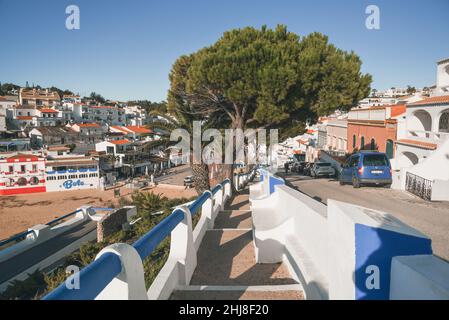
[0,206,94,264]
[390,255,449,300]
[250,171,449,300]
[146,183,232,300]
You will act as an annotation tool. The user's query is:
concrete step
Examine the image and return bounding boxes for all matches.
[190,229,297,286]
[214,210,252,229]
[226,190,250,210]
[170,284,304,300]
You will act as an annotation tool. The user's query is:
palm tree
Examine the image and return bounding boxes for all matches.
[146,109,212,194]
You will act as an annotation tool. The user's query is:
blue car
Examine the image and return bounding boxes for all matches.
[339,151,392,188]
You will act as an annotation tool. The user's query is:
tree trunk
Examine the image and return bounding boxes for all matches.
[191,163,210,194]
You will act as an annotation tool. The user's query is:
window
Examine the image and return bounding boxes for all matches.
[30,177,39,185]
[316,163,332,167]
[32,164,38,172]
[370,138,376,150]
[360,136,365,150]
[20,165,26,172]
[8,166,13,173]
[350,156,360,167]
[363,154,388,166]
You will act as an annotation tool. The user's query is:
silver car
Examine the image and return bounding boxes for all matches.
[310,162,336,178]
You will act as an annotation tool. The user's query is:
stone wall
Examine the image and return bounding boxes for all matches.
[97,208,128,242]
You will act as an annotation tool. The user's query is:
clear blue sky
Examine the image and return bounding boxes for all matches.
[1,0,448,102]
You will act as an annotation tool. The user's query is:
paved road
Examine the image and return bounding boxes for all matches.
[281,172,449,262]
[0,220,96,285]
[154,165,192,186]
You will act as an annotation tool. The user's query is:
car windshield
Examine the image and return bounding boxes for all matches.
[363,154,388,166]
[316,163,331,167]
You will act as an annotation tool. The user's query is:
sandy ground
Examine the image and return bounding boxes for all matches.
[0,184,197,240]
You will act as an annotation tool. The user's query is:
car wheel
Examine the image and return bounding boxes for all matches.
[352,176,361,188]
[385,184,392,188]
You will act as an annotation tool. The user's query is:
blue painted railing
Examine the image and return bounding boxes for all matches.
[43,179,232,300]
[0,230,34,248]
[0,207,114,250]
[46,209,82,226]
[211,184,222,195]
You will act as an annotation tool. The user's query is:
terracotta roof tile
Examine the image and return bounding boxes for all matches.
[39,108,59,113]
[17,116,33,120]
[408,95,449,106]
[396,139,437,150]
[76,123,101,128]
[125,126,153,134]
[390,104,406,117]
[110,139,131,145]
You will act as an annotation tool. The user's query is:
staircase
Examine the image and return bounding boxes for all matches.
[170,189,304,300]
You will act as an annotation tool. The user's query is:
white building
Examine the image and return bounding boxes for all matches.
[45,156,100,192]
[324,119,348,156]
[433,57,449,96]
[62,94,82,104]
[391,58,449,201]
[82,105,126,125]
[109,125,155,141]
[124,105,147,126]
[0,153,46,196]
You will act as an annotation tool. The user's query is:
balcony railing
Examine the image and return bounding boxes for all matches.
[42,174,252,300]
[408,130,449,144]
[405,172,433,201]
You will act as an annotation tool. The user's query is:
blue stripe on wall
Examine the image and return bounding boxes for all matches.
[269,176,284,194]
[354,224,432,300]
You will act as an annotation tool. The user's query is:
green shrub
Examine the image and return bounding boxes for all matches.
[2,193,198,299]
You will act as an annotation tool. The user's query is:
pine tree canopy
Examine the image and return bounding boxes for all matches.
[168,25,372,138]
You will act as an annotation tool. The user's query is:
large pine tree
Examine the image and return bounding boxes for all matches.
[168,25,372,185]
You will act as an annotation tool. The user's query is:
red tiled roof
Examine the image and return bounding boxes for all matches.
[408,95,449,106]
[6,154,40,162]
[39,108,59,113]
[306,129,316,134]
[77,123,101,128]
[396,139,437,150]
[17,116,33,120]
[390,104,406,117]
[110,139,131,145]
[125,126,153,134]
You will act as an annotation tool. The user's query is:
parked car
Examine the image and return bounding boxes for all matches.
[296,161,307,174]
[291,161,301,173]
[310,162,336,178]
[184,175,194,188]
[303,162,313,176]
[339,151,392,188]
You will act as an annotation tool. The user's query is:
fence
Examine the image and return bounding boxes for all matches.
[405,172,433,201]
[43,169,256,300]
[0,209,82,250]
